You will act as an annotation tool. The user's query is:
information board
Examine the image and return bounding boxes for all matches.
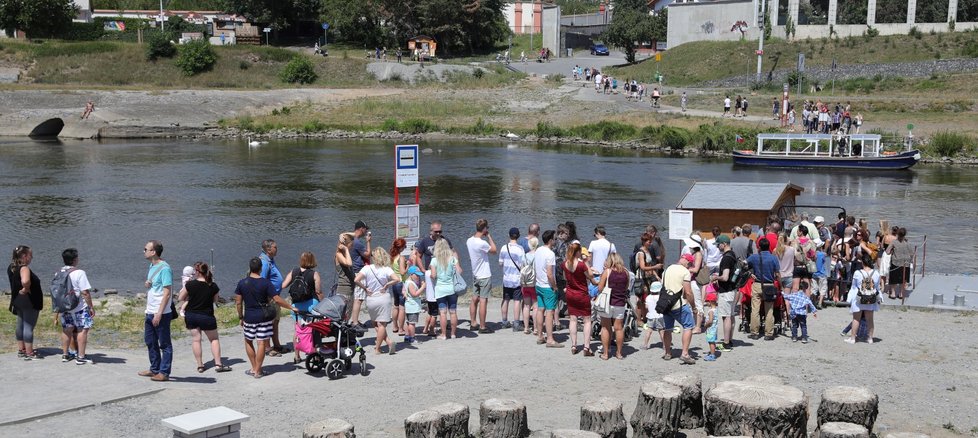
[668,210,693,241]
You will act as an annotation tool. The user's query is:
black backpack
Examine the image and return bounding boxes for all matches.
[730,258,752,289]
[288,268,314,303]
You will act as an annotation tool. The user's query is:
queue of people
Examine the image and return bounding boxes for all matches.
[8,213,901,378]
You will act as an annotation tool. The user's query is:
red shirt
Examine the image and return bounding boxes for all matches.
[759,232,778,251]
[563,261,591,294]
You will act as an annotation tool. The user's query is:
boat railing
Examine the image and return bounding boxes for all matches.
[755,133,885,158]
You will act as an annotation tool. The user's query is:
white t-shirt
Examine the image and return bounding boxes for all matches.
[145,261,173,315]
[534,246,556,289]
[466,236,492,280]
[59,266,92,313]
[362,265,394,296]
[705,239,722,268]
[425,270,436,302]
[587,239,616,274]
[498,242,526,289]
[724,98,731,108]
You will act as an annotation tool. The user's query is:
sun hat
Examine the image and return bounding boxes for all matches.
[814,215,825,224]
[682,237,701,249]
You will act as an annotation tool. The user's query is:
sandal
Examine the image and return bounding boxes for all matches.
[662,353,673,361]
[615,355,624,360]
[600,354,609,361]
[266,349,282,357]
[583,348,594,357]
[215,365,232,373]
[571,346,579,355]
[197,366,206,373]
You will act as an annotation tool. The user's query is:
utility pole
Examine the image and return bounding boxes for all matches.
[755,0,766,83]
[160,0,165,32]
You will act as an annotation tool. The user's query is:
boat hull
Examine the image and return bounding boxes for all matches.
[732,150,921,170]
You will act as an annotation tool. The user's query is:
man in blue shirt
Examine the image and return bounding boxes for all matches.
[259,239,285,355]
[348,221,372,328]
[746,238,781,340]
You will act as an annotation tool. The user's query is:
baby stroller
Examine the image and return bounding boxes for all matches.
[739,287,787,336]
[590,302,639,342]
[296,295,367,380]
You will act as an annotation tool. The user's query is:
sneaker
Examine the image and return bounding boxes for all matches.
[62,354,75,362]
[75,356,92,365]
[502,321,513,329]
[867,338,874,344]
[679,355,697,365]
[716,343,733,352]
[843,338,856,344]
[23,352,41,361]
[704,354,716,362]
[791,336,797,342]
[747,334,760,340]
[801,337,809,344]
[764,336,775,341]
[17,350,26,358]
[512,322,522,332]
[137,370,156,377]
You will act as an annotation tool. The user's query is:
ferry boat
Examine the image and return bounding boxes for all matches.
[732,133,921,170]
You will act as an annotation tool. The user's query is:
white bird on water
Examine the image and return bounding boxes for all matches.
[248,137,260,147]
[504,131,520,139]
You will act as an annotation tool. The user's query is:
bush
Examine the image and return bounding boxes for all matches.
[175,39,217,76]
[928,131,971,157]
[400,118,438,134]
[146,32,176,61]
[381,119,400,131]
[656,127,691,150]
[864,26,879,39]
[909,26,922,39]
[301,120,327,133]
[535,121,566,138]
[472,68,484,79]
[569,121,636,141]
[961,41,978,58]
[279,56,318,84]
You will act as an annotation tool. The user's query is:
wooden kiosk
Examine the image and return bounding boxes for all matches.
[408,35,437,61]
[676,182,804,235]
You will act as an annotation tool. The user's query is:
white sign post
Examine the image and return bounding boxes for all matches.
[394,144,420,249]
[668,209,693,241]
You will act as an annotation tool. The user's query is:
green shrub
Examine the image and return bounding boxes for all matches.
[909,26,922,39]
[279,56,318,84]
[146,32,176,61]
[472,68,484,79]
[301,120,327,133]
[656,127,691,150]
[175,39,217,76]
[381,119,400,131]
[238,60,250,70]
[928,131,971,157]
[961,40,978,58]
[569,121,637,141]
[400,118,438,134]
[536,121,566,138]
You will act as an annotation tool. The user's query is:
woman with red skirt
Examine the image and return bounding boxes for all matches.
[563,242,597,356]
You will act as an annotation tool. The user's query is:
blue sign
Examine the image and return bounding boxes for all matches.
[395,145,419,188]
[322,23,330,30]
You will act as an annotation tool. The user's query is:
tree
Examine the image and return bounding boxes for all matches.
[959,0,978,22]
[601,0,664,64]
[222,0,320,31]
[320,0,386,47]
[0,0,77,38]
[175,38,217,76]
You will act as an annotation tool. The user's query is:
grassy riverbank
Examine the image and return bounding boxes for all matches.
[0,295,243,353]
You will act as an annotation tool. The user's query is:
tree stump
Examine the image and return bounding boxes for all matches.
[303,418,355,438]
[630,381,683,438]
[819,422,870,438]
[704,380,808,438]
[480,398,529,438]
[551,430,602,438]
[404,402,470,438]
[817,386,879,432]
[661,372,704,428]
[884,434,930,438]
[743,374,785,385]
[580,397,627,438]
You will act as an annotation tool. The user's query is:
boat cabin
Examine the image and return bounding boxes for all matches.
[752,133,885,158]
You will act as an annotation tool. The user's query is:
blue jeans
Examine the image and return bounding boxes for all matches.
[144,313,173,376]
[790,314,808,339]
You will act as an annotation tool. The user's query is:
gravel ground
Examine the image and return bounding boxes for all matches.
[1,304,974,437]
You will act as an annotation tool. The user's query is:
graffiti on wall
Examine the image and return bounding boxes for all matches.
[701,21,715,34]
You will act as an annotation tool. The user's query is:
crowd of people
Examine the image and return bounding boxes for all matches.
[7,213,910,378]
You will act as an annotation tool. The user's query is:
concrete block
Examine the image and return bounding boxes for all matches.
[174,431,206,438]
[161,406,249,435]
[206,426,231,437]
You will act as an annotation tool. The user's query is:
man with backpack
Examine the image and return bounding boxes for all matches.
[139,240,173,381]
[659,254,698,364]
[499,227,526,331]
[54,248,95,365]
[710,236,738,351]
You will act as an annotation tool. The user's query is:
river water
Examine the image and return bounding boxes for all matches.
[1,137,975,294]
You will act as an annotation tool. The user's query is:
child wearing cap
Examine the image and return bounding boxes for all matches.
[403,267,426,344]
[641,281,666,353]
[703,292,719,361]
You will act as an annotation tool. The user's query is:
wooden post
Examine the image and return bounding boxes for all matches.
[704,380,808,438]
[480,399,529,438]
[579,397,627,438]
[661,372,704,428]
[303,418,355,438]
[405,402,470,438]
[819,422,870,438]
[630,381,682,438]
[817,386,879,432]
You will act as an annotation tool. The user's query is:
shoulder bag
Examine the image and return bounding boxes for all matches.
[593,275,613,315]
[452,260,467,294]
[250,280,278,322]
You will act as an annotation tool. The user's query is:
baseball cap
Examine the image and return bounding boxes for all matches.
[705,292,718,302]
[681,253,695,263]
[715,235,731,245]
[509,227,520,238]
[649,281,663,294]
[355,220,369,230]
[406,266,422,278]
[814,215,825,224]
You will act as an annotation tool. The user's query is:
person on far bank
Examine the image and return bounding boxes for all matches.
[236,257,296,378]
[355,247,401,354]
[563,242,597,356]
[8,245,43,361]
[498,227,525,331]
[178,262,231,373]
[596,252,630,360]
[710,235,737,351]
[661,254,698,364]
[747,238,781,341]
[258,239,286,356]
[349,221,372,329]
[534,230,564,348]
[281,251,323,364]
[466,219,497,333]
[139,240,173,382]
[430,239,463,340]
[57,248,96,365]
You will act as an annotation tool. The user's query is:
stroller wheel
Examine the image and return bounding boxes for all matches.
[326,359,344,380]
[305,353,325,373]
[359,353,368,376]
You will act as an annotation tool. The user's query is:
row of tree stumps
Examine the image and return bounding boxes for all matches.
[303,372,889,438]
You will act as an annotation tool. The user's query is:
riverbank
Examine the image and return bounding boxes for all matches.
[0,303,974,437]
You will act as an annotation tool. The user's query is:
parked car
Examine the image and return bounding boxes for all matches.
[590,44,610,56]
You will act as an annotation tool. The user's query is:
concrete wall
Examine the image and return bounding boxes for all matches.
[667,0,762,48]
[542,5,561,56]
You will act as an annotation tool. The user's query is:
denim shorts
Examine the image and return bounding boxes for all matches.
[436,293,458,312]
[663,304,695,331]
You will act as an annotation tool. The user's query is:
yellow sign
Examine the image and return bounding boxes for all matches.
[655,52,662,62]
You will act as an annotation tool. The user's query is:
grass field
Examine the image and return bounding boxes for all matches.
[610,31,978,86]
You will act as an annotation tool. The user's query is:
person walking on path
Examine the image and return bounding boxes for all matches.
[8,245,43,361]
[178,262,231,373]
[235,257,296,378]
[56,248,95,365]
[466,219,497,333]
[258,239,286,356]
[661,254,698,364]
[139,240,173,382]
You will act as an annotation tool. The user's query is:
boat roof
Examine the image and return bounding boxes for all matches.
[677,182,804,211]
[757,133,881,141]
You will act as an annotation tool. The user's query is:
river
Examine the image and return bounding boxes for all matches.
[1,137,975,294]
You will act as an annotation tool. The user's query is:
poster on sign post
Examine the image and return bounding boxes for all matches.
[668,210,693,241]
[396,204,420,243]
